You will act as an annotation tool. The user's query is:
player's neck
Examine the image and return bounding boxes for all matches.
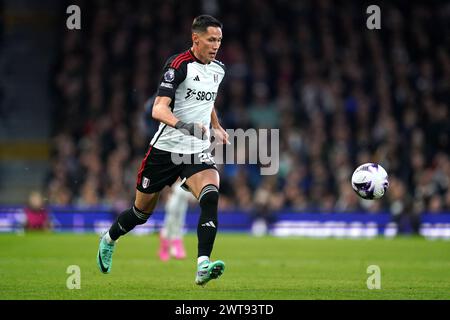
[190,47,209,64]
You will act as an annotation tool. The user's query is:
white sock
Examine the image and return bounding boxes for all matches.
[197,256,209,265]
[104,231,114,244]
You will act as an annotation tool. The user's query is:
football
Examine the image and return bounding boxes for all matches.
[351,163,389,200]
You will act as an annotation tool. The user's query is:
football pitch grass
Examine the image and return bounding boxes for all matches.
[0,232,449,300]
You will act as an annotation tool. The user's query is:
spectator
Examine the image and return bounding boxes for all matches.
[23,191,52,231]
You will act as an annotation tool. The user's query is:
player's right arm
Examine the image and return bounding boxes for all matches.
[152,96,180,128]
[152,96,207,139]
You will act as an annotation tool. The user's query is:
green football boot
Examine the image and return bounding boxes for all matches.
[195,260,225,286]
[97,231,116,274]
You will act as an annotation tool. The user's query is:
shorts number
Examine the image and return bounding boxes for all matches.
[198,152,215,165]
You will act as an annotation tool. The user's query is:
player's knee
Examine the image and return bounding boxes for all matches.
[135,190,159,213]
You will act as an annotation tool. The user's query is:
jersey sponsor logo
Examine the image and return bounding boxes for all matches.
[185,88,217,101]
[142,177,150,189]
[160,82,173,89]
[194,75,200,81]
[164,68,175,82]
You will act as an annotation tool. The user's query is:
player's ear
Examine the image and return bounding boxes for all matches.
[192,33,199,45]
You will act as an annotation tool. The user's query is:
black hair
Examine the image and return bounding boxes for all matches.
[192,15,222,33]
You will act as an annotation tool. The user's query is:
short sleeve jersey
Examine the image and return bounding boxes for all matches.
[150,49,226,154]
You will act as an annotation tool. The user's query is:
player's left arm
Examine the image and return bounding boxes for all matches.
[211,107,230,145]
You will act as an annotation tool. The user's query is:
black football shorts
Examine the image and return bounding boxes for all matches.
[136,145,218,194]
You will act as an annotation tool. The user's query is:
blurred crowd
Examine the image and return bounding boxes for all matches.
[48,0,450,219]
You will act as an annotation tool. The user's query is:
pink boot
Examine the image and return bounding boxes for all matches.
[170,238,186,259]
[158,234,170,261]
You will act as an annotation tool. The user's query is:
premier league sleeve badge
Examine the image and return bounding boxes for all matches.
[164,68,175,82]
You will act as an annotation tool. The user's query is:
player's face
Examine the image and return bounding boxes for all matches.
[194,26,222,63]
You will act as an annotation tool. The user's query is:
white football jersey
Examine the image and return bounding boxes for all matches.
[150,49,226,154]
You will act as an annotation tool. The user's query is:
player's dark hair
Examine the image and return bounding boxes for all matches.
[192,15,222,33]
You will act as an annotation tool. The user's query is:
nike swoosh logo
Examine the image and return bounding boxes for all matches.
[98,251,109,273]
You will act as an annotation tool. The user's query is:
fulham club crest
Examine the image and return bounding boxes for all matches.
[214,74,218,83]
[142,177,150,189]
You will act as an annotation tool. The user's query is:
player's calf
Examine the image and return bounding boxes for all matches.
[108,205,152,241]
[197,184,219,257]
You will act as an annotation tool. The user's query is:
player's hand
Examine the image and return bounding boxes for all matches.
[212,126,230,145]
[175,121,207,140]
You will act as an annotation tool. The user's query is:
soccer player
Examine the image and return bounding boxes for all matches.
[158,180,193,261]
[97,15,229,286]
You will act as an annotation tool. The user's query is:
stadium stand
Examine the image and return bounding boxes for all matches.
[46,0,449,223]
